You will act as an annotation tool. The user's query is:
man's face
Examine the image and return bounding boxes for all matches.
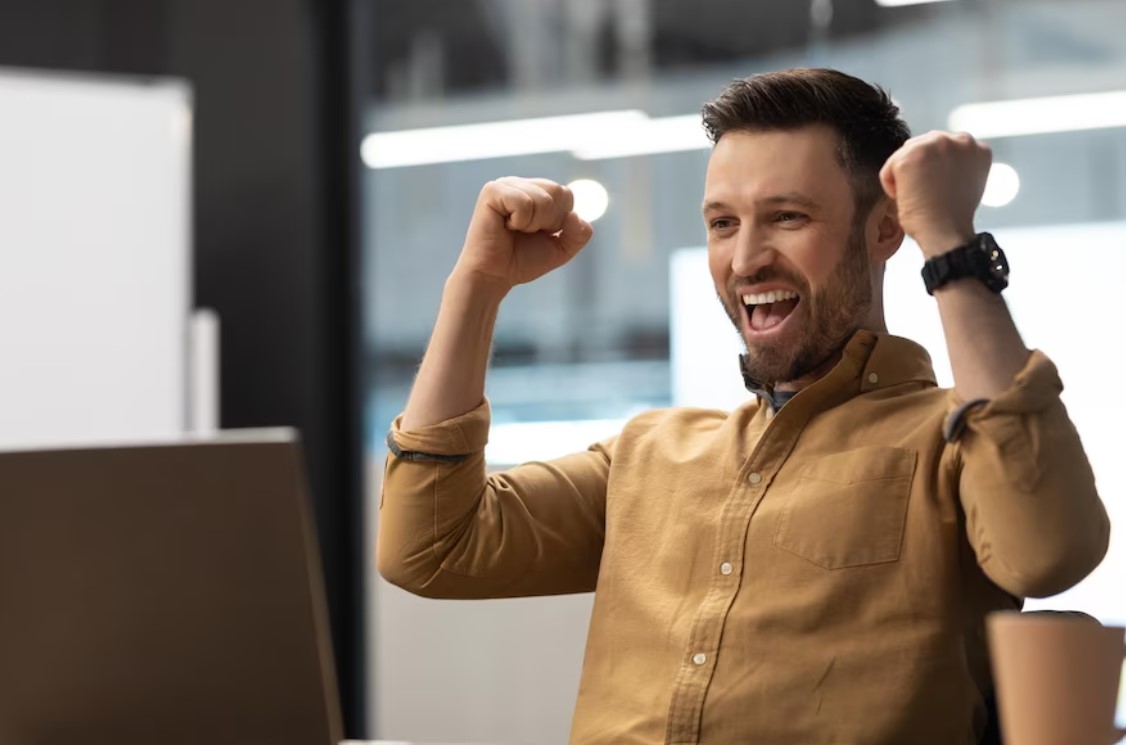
[704,125,875,387]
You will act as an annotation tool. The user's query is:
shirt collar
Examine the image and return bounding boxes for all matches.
[739,330,938,404]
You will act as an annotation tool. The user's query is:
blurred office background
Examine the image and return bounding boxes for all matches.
[2,0,1125,743]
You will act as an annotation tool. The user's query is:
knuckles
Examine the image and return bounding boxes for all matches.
[891,130,991,175]
[479,179,506,203]
[479,177,573,229]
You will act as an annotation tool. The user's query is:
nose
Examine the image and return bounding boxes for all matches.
[730,224,776,279]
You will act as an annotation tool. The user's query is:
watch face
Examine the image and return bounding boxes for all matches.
[979,233,1009,291]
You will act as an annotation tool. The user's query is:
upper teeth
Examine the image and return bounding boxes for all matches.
[742,289,798,305]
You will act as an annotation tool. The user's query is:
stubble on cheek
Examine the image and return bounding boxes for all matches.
[728,230,872,386]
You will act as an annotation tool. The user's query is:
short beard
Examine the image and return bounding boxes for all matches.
[722,222,873,388]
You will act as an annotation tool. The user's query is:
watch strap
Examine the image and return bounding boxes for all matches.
[921,233,1008,295]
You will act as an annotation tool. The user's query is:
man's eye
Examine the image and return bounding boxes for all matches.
[710,218,735,230]
[776,212,806,223]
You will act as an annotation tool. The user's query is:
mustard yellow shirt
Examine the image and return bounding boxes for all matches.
[378,331,1110,745]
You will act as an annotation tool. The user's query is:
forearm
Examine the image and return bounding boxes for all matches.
[400,267,507,431]
[401,177,590,430]
[923,234,1030,401]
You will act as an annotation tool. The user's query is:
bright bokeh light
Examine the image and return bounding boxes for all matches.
[568,179,610,222]
[982,162,1021,208]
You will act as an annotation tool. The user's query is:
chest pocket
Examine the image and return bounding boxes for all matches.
[772,447,917,569]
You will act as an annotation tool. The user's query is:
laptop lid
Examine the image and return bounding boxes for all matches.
[0,431,344,745]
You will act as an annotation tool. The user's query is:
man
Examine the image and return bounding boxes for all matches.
[377,68,1110,744]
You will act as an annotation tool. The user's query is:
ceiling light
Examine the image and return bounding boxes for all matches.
[361,110,648,169]
[571,115,710,160]
[981,162,1020,208]
[361,111,712,169]
[949,90,1126,139]
[875,0,954,6]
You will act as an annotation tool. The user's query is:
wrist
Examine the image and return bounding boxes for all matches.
[916,228,977,259]
[931,275,997,298]
[921,231,1009,296]
[445,264,511,308]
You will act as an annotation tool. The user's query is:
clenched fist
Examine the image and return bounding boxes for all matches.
[879,131,992,257]
[454,177,594,293]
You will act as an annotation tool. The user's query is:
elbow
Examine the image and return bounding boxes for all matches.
[375,535,461,599]
[375,543,414,592]
[374,479,456,598]
[376,538,433,597]
[998,565,1091,600]
[988,517,1110,599]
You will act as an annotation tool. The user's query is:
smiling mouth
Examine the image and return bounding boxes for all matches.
[742,289,801,333]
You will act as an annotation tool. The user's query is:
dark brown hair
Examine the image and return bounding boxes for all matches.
[701,68,911,219]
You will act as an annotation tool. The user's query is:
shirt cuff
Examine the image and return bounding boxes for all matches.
[943,350,1062,442]
[387,398,492,460]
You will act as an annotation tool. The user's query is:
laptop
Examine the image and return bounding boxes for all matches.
[0,431,345,745]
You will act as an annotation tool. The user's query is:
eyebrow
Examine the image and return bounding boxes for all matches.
[702,192,821,214]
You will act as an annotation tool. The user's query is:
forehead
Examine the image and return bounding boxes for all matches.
[703,125,853,212]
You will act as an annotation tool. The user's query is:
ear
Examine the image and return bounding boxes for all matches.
[867,198,905,265]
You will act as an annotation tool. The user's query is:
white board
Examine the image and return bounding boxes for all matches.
[0,68,192,448]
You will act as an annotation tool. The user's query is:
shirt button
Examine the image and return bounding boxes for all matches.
[720,562,734,575]
[868,372,879,384]
[692,653,707,666]
[748,471,763,485]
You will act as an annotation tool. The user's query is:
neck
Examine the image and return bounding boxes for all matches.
[774,313,887,394]
[774,350,845,394]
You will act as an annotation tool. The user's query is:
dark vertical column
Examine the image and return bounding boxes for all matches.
[163,0,367,735]
[0,0,368,735]
[308,0,370,736]
[101,0,169,73]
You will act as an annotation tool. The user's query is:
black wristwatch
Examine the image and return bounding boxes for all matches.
[921,232,1009,295]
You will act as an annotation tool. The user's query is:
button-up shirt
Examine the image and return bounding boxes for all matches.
[378,331,1110,745]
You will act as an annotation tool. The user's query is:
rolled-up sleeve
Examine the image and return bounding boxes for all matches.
[954,351,1111,598]
[377,398,612,599]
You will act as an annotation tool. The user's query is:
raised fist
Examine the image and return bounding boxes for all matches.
[455,176,594,292]
[880,131,992,257]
